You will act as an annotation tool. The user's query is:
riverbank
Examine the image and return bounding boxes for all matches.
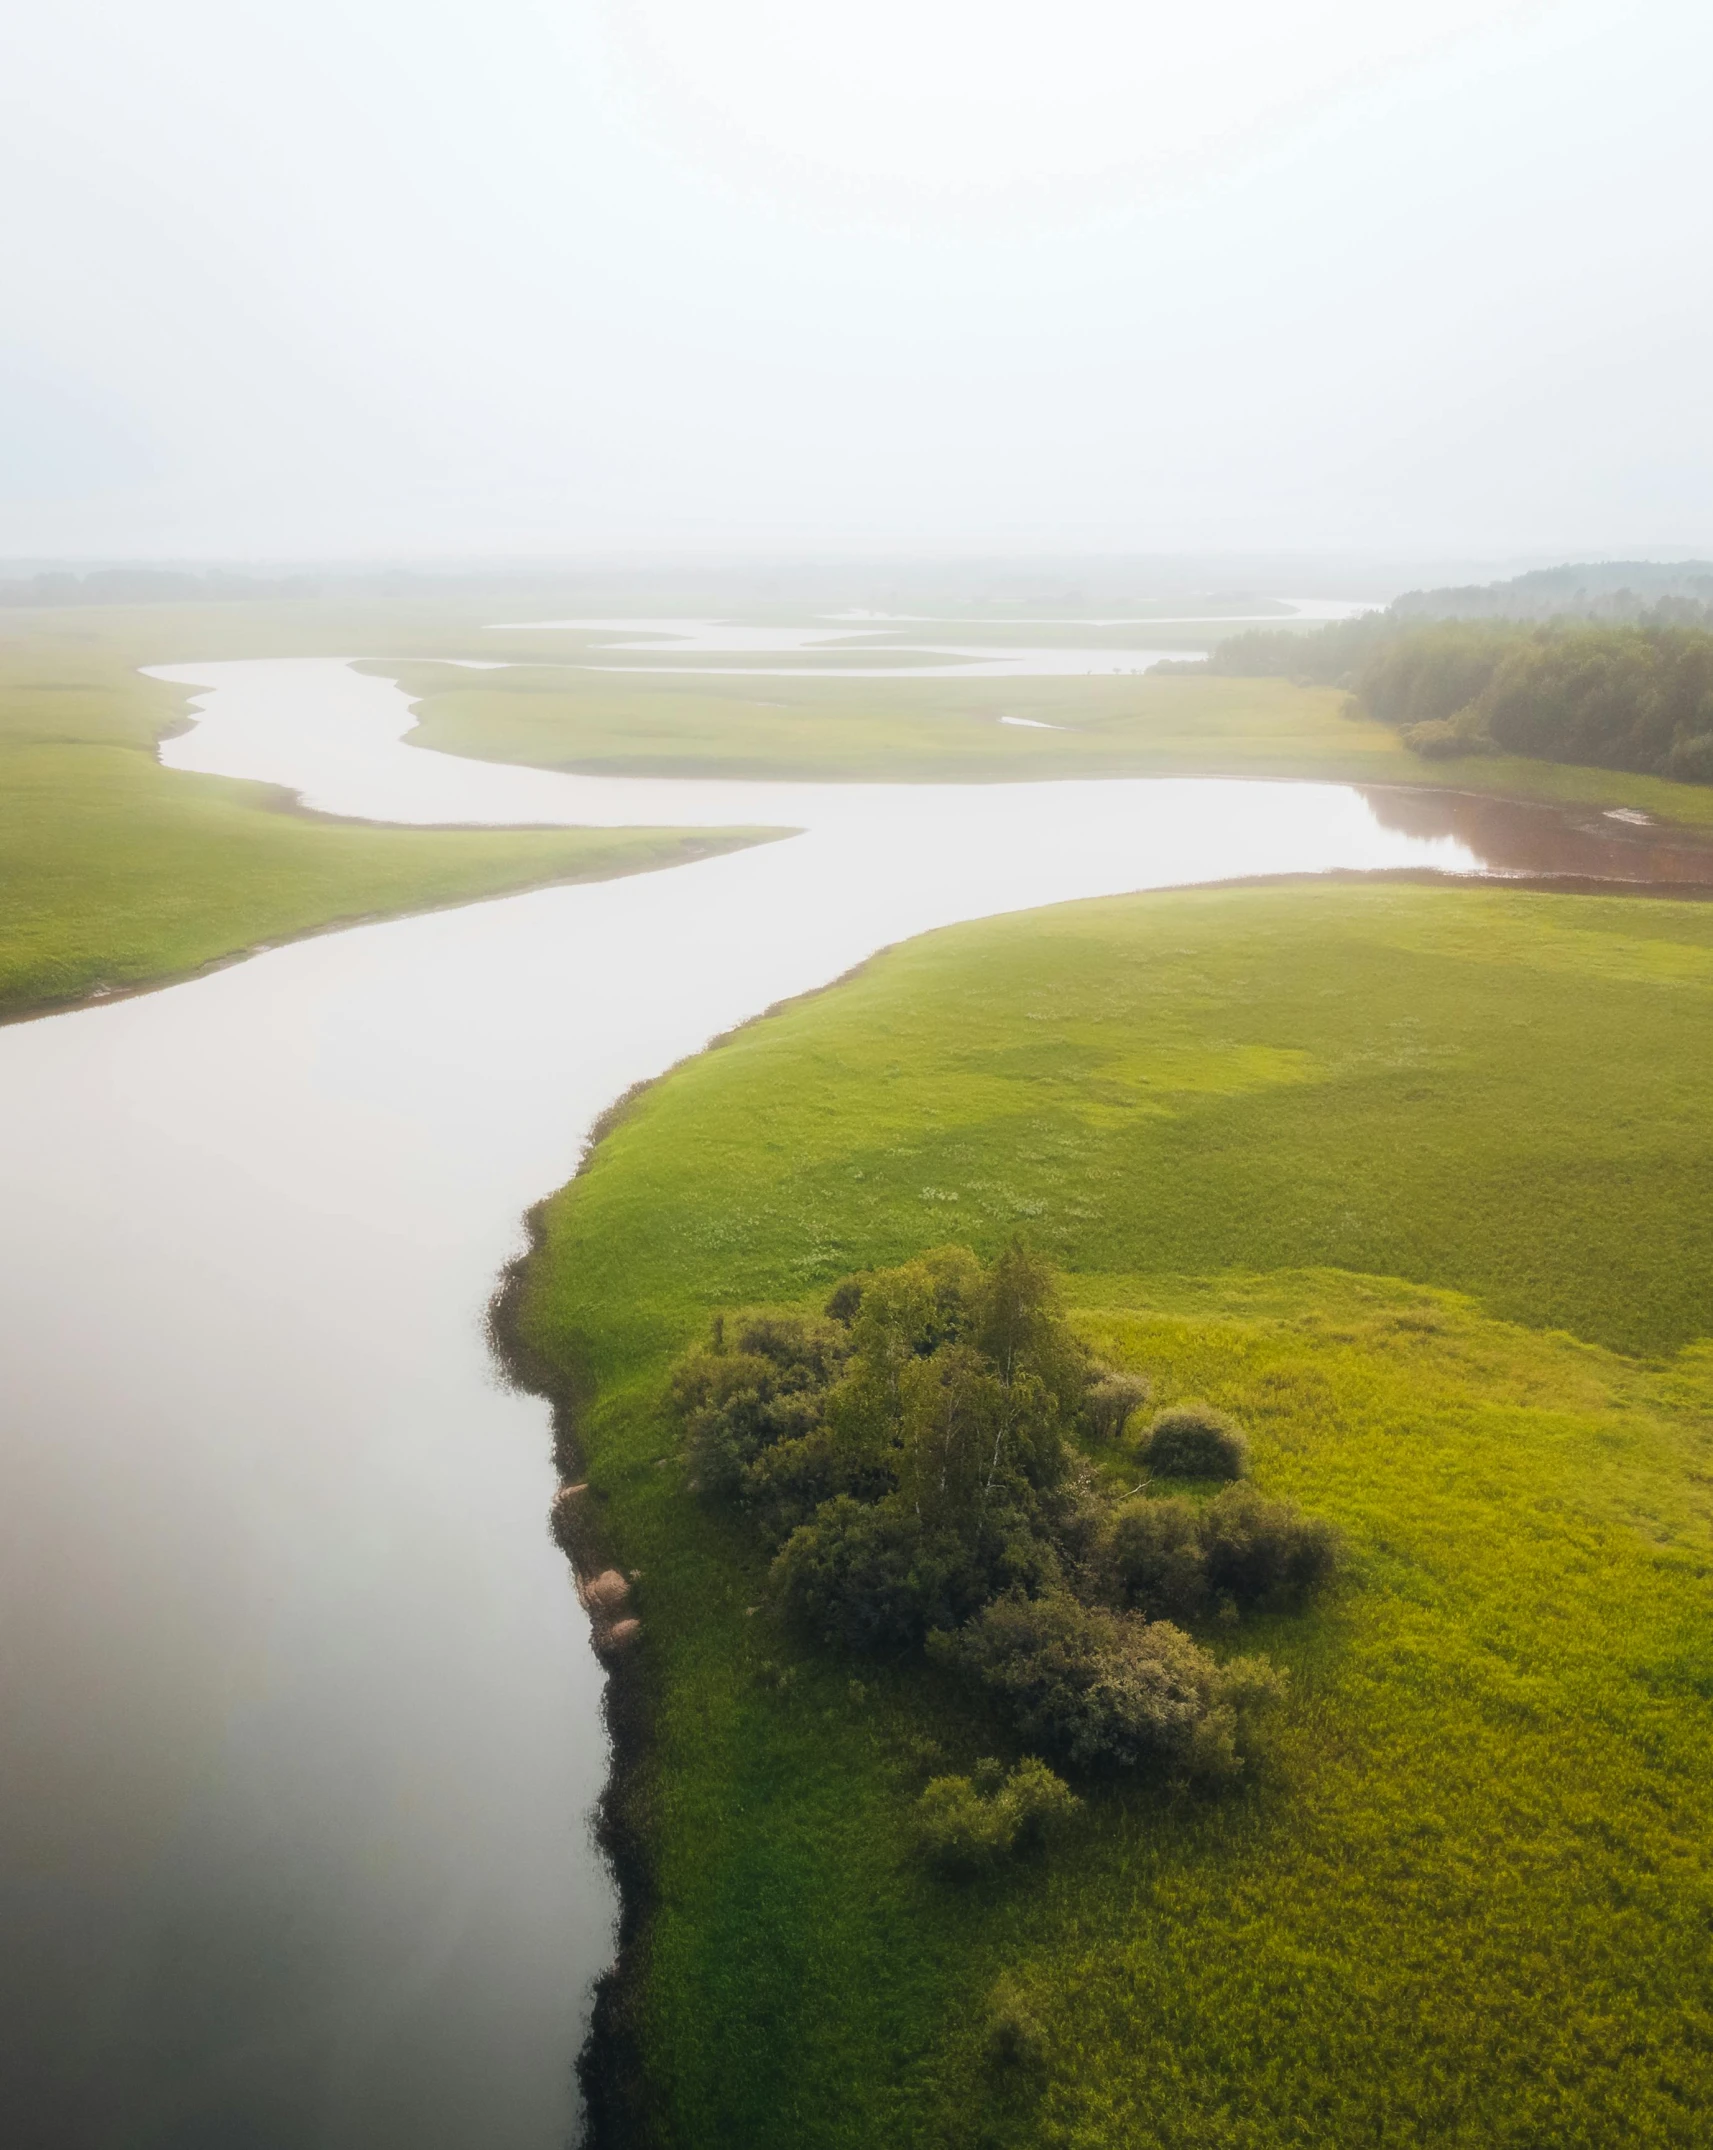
[0,621,775,1021]
[512,875,1713,2147]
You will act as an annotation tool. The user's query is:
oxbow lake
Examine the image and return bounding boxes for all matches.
[3,657,1709,2146]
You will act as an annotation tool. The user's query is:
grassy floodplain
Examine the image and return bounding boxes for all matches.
[392,653,1713,825]
[0,608,775,1021]
[513,878,1713,2148]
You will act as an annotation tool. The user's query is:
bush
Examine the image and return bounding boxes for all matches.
[740,1430,840,1544]
[1104,1495,1207,1620]
[1103,1485,1340,1620]
[984,1976,1049,2073]
[914,1773,1012,1873]
[1401,711,1492,759]
[913,1757,1079,1875]
[1199,1484,1341,1610]
[1669,731,1713,783]
[1140,1403,1249,1481]
[823,1275,865,1324]
[933,1592,1282,1780]
[1002,1753,1081,1847]
[673,1314,848,1502]
[675,1355,805,1499]
[771,1496,930,1651]
[772,1493,1057,1651]
[1086,1368,1151,1442]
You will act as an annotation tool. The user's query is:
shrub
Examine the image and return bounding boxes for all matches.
[771,1496,929,1651]
[1402,711,1491,759]
[733,1313,848,1384]
[1669,731,1713,783]
[1086,1368,1152,1442]
[933,1592,1282,1780]
[740,1430,840,1543]
[1140,1403,1249,1480]
[673,1318,847,1501]
[1001,1754,1081,1848]
[914,1773,1012,1873]
[913,1757,1078,1875]
[1104,1495,1207,1620]
[772,1493,1055,1651]
[823,1275,865,1324]
[984,1976,1049,2073]
[1103,1486,1340,1620]
[1199,1484,1341,1610]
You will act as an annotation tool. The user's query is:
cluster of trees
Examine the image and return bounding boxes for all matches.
[1170,613,1390,687]
[1179,611,1713,784]
[1359,622,1713,778]
[670,1244,1339,1791]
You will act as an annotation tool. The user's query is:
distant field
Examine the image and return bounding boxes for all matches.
[394,657,1713,823]
[0,610,768,1020]
[516,878,1713,2148]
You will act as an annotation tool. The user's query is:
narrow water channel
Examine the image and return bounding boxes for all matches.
[4,660,1709,2147]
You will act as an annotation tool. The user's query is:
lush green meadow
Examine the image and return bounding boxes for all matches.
[0,611,770,1020]
[515,879,1713,2147]
[390,652,1713,825]
[394,662,1391,784]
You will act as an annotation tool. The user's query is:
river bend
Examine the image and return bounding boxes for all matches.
[2,657,1691,2145]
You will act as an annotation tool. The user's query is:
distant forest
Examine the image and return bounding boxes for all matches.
[1395,558,1713,626]
[1184,563,1713,784]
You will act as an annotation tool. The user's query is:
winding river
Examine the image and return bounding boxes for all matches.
[4,659,1709,2146]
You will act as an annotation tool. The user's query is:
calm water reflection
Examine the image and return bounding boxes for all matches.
[1364,783,1713,887]
[3,661,1707,2147]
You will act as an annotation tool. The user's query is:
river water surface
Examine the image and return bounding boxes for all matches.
[5,660,1710,2147]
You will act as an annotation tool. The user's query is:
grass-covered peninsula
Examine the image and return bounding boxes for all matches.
[0,615,772,1021]
[394,654,1713,826]
[512,878,1713,2148]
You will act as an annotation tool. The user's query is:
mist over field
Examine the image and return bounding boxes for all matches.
[2,0,1710,563]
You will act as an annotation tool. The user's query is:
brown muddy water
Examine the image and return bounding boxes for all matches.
[4,660,1711,2148]
[1364,783,1713,887]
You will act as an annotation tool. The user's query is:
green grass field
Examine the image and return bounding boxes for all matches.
[0,612,771,1021]
[394,656,1713,825]
[515,879,1713,2147]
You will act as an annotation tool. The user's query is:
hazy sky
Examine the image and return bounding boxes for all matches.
[2,0,1709,560]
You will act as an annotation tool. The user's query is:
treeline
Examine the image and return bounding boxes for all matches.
[1183,611,1713,784]
[671,1244,1338,1836]
[1359,623,1713,776]
[1393,559,1713,626]
[0,568,317,608]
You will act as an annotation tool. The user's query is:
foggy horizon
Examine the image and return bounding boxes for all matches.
[5,1,1710,563]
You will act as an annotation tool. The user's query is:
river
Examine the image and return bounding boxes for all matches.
[3,658,1708,2147]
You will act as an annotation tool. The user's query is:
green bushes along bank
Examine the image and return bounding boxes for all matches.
[675,1246,1334,1787]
